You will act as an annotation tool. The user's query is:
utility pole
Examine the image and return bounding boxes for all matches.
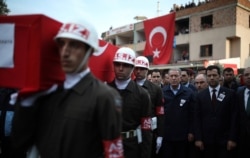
[157,0,161,16]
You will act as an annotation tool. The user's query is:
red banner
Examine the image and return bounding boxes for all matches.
[143,12,175,65]
[89,40,119,83]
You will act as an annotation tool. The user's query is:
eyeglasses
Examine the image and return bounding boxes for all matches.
[113,62,131,68]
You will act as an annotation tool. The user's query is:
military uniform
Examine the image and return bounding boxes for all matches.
[12,73,123,158]
[141,80,164,158]
[108,80,152,158]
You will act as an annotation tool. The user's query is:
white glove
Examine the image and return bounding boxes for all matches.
[156,136,163,154]
[9,92,19,105]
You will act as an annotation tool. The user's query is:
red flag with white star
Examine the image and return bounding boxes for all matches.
[143,12,175,65]
[89,40,119,83]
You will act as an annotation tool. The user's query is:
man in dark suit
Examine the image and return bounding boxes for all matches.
[194,65,238,158]
[236,67,250,158]
[160,68,196,158]
[181,69,197,92]
[223,67,240,91]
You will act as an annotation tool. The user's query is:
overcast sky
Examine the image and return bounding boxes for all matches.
[6,0,190,37]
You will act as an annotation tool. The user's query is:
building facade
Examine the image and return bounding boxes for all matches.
[102,0,250,70]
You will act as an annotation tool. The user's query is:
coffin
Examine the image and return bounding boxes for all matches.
[0,14,65,94]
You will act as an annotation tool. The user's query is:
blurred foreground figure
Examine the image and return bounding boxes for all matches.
[11,19,124,158]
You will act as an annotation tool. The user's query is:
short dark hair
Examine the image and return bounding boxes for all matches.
[223,67,234,74]
[206,65,221,75]
[151,69,161,74]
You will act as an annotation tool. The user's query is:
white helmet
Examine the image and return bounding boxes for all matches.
[113,47,136,66]
[135,56,149,69]
[54,21,99,51]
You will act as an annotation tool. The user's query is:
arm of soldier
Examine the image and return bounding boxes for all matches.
[155,87,165,136]
[11,94,41,156]
[155,88,164,153]
[97,86,124,158]
[139,90,153,158]
[11,84,58,156]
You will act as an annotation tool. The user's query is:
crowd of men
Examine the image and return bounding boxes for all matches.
[0,17,249,158]
[146,65,250,158]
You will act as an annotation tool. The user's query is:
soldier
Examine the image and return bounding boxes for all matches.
[133,56,164,158]
[11,19,124,158]
[108,48,152,158]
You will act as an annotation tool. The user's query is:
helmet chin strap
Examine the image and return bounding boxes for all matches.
[73,48,93,74]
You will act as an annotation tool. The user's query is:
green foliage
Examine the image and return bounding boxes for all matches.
[0,0,10,15]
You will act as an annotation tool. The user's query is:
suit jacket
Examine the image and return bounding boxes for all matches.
[162,84,196,141]
[236,86,250,137]
[194,86,238,144]
[12,73,123,158]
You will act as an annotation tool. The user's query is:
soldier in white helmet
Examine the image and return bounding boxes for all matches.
[108,47,152,158]
[11,20,124,158]
[133,56,165,157]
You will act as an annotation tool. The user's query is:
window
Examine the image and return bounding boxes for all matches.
[200,44,212,57]
[249,43,250,56]
[175,18,190,35]
[201,15,213,30]
[249,15,250,28]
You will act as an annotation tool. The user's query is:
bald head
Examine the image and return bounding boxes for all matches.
[195,74,208,92]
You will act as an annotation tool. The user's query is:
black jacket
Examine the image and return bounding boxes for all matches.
[108,80,152,158]
[162,84,195,141]
[194,86,238,144]
[12,73,123,158]
[141,80,164,137]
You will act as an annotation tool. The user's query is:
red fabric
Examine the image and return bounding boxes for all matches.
[0,14,65,94]
[102,137,124,158]
[143,12,175,65]
[89,40,119,83]
[156,106,164,115]
[141,117,152,130]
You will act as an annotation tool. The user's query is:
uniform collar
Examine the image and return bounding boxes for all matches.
[64,68,90,89]
[115,78,131,90]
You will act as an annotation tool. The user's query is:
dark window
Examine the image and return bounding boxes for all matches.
[249,15,250,28]
[201,15,213,30]
[175,18,190,35]
[200,44,212,57]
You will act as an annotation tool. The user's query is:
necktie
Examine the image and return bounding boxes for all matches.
[212,89,217,105]
[246,91,250,116]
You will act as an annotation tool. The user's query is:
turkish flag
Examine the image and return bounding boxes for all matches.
[143,12,175,65]
[89,40,119,83]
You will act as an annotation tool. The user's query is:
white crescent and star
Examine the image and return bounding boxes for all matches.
[93,43,109,56]
[149,26,167,58]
